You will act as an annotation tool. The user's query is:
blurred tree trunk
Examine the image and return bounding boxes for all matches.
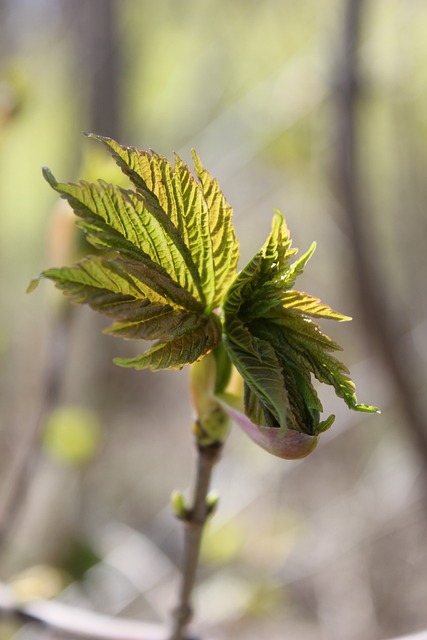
[334,0,427,465]
[66,0,122,139]
[0,1,7,57]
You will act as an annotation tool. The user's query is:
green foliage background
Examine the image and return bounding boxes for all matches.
[1,1,427,639]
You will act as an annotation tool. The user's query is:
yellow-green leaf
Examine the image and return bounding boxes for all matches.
[42,168,205,305]
[92,136,239,310]
[280,290,352,321]
[115,313,221,371]
[192,150,239,307]
[30,137,243,371]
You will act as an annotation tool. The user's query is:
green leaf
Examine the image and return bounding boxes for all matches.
[42,167,205,305]
[38,255,201,312]
[280,290,352,321]
[222,211,379,440]
[222,316,294,431]
[115,313,221,371]
[30,137,241,370]
[90,135,239,309]
[191,150,240,307]
[103,306,206,342]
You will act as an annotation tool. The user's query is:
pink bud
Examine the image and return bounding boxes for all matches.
[216,394,318,460]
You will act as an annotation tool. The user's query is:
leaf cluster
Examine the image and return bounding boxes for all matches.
[30,136,239,371]
[222,212,377,437]
[30,136,378,455]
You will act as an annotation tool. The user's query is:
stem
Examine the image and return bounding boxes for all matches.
[169,442,222,640]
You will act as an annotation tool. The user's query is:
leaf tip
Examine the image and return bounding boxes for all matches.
[357,403,381,414]
[332,308,352,322]
[302,240,317,263]
[85,131,108,143]
[317,414,336,433]
[26,276,41,294]
[191,148,202,170]
[112,357,129,368]
[42,166,57,188]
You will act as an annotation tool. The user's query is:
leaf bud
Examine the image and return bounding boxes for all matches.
[171,490,189,520]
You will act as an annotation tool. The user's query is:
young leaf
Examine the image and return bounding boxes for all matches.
[221,211,379,445]
[30,137,240,371]
[89,135,239,310]
[41,167,206,305]
[114,314,221,371]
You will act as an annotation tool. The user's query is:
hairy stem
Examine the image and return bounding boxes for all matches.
[170,442,222,640]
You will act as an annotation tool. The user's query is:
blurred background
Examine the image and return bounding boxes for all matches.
[1,1,427,639]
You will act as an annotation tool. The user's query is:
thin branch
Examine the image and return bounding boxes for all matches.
[334,0,427,462]
[169,443,222,640]
[0,582,167,640]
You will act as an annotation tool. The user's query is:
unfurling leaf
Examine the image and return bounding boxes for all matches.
[30,135,378,458]
[30,136,239,371]
[220,211,378,457]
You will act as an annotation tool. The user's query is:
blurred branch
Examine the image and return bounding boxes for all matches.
[170,443,222,640]
[0,307,74,554]
[388,632,427,640]
[334,0,427,463]
[0,582,167,640]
